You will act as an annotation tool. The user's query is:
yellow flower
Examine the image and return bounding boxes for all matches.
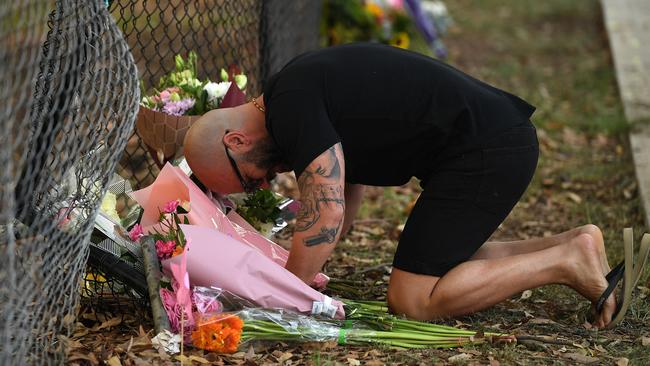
[100,192,121,223]
[390,32,410,49]
[365,2,384,23]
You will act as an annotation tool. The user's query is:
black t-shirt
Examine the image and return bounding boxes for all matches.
[263,43,535,186]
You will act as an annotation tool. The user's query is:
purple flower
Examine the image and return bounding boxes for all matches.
[162,98,195,116]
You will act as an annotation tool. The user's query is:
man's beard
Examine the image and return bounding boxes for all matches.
[243,137,288,173]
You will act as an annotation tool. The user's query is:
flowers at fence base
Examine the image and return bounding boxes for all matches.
[191,314,244,353]
[160,288,183,333]
[163,199,180,214]
[231,189,283,233]
[203,81,232,103]
[143,199,192,261]
[100,192,121,223]
[192,288,223,314]
[365,2,385,22]
[128,223,144,242]
[160,284,224,337]
[140,51,247,116]
[389,31,410,49]
[322,0,452,57]
[322,0,413,49]
[155,240,176,260]
[162,98,195,116]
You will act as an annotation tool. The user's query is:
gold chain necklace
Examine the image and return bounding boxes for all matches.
[251,96,266,113]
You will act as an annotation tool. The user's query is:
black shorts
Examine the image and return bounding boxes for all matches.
[393,122,539,277]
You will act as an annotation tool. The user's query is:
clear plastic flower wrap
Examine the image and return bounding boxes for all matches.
[188,288,512,353]
[191,308,342,353]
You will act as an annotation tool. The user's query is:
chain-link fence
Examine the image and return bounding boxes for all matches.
[2,0,320,364]
[1,0,140,364]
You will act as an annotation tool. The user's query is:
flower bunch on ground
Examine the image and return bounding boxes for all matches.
[232,189,283,233]
[140,51,247,116]
[190,303,509,354]
[128,199,190,261]
[321,0,453,57]
[322,0,414,49]
[191,313,244,353]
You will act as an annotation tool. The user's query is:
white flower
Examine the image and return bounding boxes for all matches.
[422,0,448,17]
[203,81,231,102]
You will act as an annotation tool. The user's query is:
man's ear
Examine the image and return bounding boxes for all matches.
[223,130,251,152]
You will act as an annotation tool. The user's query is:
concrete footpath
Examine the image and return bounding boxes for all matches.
[602,0,650,228]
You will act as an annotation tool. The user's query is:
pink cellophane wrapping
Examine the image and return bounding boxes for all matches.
[130,163,337,315]
[167,225,344,319]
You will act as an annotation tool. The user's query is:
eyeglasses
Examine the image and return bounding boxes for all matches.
[223,139,262,193]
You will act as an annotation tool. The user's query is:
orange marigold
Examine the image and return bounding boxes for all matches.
[171,245,184,258]
[365,2,384,23]
[191,314,244,353]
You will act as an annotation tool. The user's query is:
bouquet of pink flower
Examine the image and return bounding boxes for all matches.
[129,163,342,322]
[128,198,192,261]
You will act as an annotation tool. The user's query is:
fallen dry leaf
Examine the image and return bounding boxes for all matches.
[189,355,211,364]
[244,345,256,360]
[563,353,599,364]
[520,290,533,300]
[593,344,607,354]
[68,352,99,365]
[566,192,582,204]
[448,353,472,362]
[364,360,385,366]
[93,317,122,331]
[347,357,361,366]
[641,336,650,346]
[174,355,192,364]
[231,351,247,359]
[528,318,556,325]
[274,351,293,363]
[58,335,84,351]
[458,348,482,356]
[106,356,122,366]
[616,357,629,366]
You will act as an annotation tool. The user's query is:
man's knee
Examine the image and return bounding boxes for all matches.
[387,287,428,321]
[387,269,445,321]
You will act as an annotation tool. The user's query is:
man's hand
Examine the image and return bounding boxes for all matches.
[285,143,345,284]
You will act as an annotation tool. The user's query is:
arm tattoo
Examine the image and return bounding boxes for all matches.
[304,217,343,246]
[295,145,345,244]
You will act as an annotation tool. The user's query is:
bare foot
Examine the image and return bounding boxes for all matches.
[564,233,616,328]
[577,224,611,276]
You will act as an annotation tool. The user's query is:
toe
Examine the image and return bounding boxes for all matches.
[599,294,616,327]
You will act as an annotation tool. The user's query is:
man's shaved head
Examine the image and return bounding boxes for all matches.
[183,108,243,194]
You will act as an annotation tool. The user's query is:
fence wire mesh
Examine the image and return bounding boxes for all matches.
[1,0,140,364]
[2,0,320,364]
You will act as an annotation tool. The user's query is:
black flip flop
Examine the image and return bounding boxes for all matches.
[595,261,624,316]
